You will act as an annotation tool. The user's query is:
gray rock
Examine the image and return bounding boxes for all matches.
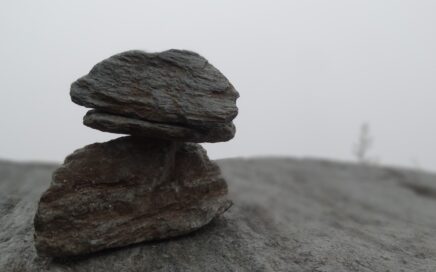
[2,158,436,271]
[33,137,231,257]
[83,110,236,143]
[70,49,239,142]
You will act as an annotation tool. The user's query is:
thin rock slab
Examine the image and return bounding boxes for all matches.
[70,49,239,142]
[33,137,231,257]
[83,110,236,143]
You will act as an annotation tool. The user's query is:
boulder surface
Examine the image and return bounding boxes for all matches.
[33,137,231,257]
[1,158,436,271]
[70,49,239,142]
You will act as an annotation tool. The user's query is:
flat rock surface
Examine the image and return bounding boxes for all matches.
[70,50,239,142]
[34,137,230,257]
[83,110,235,143]
[1,158,436,271]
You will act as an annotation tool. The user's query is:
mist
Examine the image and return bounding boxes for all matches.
[1,0,435,170]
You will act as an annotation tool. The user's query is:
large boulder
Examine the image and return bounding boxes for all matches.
[70,50,239,143]
[2,158,436,271]
[33,137,231,257]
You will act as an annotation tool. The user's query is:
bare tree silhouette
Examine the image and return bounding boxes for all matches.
[353,123,375,164]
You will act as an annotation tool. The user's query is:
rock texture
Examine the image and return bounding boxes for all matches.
[83,110,235,143]
[2,158,436,271]
[33,137,231,257]
[70,49,239,142]
[32,49,238,257]
[34,50,239,257]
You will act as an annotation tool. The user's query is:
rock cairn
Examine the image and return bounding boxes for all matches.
[33,50,239,257]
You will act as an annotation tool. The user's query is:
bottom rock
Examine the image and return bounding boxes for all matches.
[33,136,231,257]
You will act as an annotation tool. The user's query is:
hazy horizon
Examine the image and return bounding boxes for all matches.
[1,1,435,171]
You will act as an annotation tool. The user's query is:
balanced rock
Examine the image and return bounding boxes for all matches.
[70,50,239,143]
[83,110,236,143]
[34,49,238,257]
[34,137,231,257]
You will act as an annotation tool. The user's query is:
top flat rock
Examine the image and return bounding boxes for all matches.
[70,50,239,132]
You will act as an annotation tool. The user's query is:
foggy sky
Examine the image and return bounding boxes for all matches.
[1,0,435,171]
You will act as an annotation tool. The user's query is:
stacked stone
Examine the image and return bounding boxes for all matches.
[33,50,239,257]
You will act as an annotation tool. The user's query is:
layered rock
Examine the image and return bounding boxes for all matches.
[83,110,235,143]
[34,49,238,257]
[70,49,239,142]
[34,137,231,257]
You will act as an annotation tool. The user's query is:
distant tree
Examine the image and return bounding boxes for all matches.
[353,123,374,164]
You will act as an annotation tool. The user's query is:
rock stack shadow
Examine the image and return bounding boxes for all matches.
[33,49,239,257]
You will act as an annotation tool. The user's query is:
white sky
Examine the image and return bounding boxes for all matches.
[0,0,435,171]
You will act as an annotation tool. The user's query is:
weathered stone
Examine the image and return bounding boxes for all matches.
[33,137,231,257]
[3,159,436,271]
[70,49,239,142]
[83,110,236,143]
